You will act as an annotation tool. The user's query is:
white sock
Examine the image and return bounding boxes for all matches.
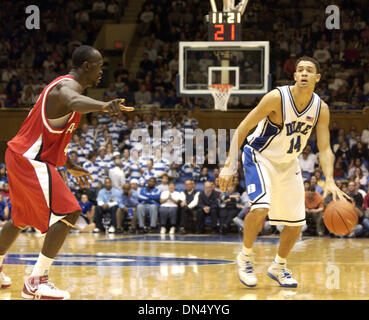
[242,246,253,256]
[0,255,4,268]
[31,253,54,277]
[274,254,286,265]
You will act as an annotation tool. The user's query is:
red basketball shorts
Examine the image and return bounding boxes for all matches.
[5,148,81,233]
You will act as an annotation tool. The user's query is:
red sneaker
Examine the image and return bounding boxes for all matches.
[22,275,70,300]
[0,266,11,289]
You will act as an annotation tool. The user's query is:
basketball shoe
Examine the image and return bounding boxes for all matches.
[236,251,257,287]
[0,266,11,289]
[267,261,298,288]
[22,275,70,300]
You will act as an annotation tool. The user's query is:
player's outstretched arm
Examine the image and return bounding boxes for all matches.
[316,101,350,201]
[219,89,280,192]
[59,81,134,114]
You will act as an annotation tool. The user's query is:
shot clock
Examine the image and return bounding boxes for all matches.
[208,11,242,41]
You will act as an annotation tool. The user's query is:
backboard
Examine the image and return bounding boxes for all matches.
[178,41,270,97]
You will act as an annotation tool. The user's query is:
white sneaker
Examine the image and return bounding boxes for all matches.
[169,227,176,234]
[160,227,166,234]
[22,275,70,300]
[236,252,257,287]
[0,266,11,289]
[267,262,298,288]
[108,226,115,233]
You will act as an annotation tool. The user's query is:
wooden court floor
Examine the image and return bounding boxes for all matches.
[1,232,369,300]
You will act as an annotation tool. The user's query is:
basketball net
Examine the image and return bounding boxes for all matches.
[209,84,233,112]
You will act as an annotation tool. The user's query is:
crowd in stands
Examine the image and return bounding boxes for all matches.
[1,0,369,236]
[1,0,369,110]
[1,108,369,237]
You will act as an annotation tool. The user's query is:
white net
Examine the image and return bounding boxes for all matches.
[209,84,233,111]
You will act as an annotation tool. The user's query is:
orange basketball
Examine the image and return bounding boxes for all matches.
[323,200,358,236]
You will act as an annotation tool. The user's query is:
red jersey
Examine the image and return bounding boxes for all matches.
[7,75,82,167]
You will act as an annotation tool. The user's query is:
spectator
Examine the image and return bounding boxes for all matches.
[219,184,242,234]
[179,179,200,234]
[138,4,154,36]
[310,176,323,195]
[157,174,170,193]
[159,181,183,234]
[109,158,126,190]
[348,158,368,178]
[76,194,96,233]
[134,83,152,107]
[283,53,297,79]
[94,178,121,233]
[198,166,211,183]
[347,181,364,209]
[0,194,9,227]
[197,181,219,234]
[137,177,160,233]
[304,185,325,236]
[116,183,139,233]
[140,159,157,187]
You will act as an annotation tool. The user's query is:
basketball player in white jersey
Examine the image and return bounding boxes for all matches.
[219,56,350,288]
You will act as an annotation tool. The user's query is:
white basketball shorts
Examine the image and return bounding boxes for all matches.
[242,146,306,226]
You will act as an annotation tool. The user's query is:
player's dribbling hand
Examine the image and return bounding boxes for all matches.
[219,166,234,193]
[323,180,352,202]
[103,99,135,114]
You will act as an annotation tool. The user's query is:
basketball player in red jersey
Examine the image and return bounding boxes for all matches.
[0,45,134,299]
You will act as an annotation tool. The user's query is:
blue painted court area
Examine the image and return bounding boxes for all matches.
[4,253,234,267]
[98,234,283,244]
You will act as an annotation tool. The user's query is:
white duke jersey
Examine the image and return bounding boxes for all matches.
[245,85,321,163]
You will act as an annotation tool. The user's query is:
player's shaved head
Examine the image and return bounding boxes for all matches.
[72,45,101,69]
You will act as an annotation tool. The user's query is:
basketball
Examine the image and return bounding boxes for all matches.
[323,200,358,236]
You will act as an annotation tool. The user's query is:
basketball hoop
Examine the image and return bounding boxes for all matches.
[209,84,233,111]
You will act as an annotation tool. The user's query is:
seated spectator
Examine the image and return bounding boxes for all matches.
[138,4,154,37]
[219,184,242,234]
[0,194,9,227]
[103,83,118,101]
[197,181,219,234]
[94,178,121,233]
[76,194,96,233]
[347,181,364,209]
[92,0,107,19]
[348,158,369,178]
[232,191,251,232]
[134,83,152,106]
[116,183,139,233]
[137,177,160,233]
[351,167,368,187]
[159,182,183,234]
[167,162,180,182]
[157,174,170,193]
[179,179,200,234]
[304,185,325,236]
[335,140,352,164]
[140,159,157,187]
[119,84,135,105]
[20,86,37,106]
[310,176,323,195]
[298,149,316,179]
[198,167,211,183]
[179,157,201,181]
